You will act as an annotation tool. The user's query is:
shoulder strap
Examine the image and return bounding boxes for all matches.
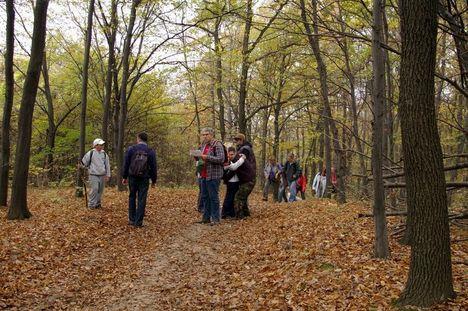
[88,150,94,167]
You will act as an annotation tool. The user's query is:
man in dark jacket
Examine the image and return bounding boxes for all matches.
[284,153,300,202]
[122,132,157,227]
[226,133,256,218]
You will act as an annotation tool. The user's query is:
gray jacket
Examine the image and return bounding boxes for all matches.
[81,149,111,177]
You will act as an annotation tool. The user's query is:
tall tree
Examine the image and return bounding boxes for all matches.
[371,0,389,258]
[0,0,15,207]
[237,0,288,134]
[76,0,96,197]
[396,0,455,306]
[237,0,253,134]
[99,0,118,146]
[336,2,368,196]
[8,0,50,220]
[299,0,346,203]
[116,0,141,191]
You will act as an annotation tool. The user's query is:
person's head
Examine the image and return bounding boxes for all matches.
[233,133,245,146]
[227,146,236,161]
[331,166,336,173]
[322,167,327,176]
[201,127,214,143]
[288,153,295,163]
[93,138,105,151]
[137,132,148,143]
[269,156,276,165]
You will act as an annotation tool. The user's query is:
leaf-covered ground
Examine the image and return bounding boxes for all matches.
[0,187,466,310]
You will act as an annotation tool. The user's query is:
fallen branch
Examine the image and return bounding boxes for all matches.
[369,163,468,181]
[358,211,408,218]
[451,238,468,243]
[384,182,468,188]
[359,212,465,219]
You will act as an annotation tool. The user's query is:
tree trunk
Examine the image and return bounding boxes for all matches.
[76,0,95,197]
[8,0,49,220]
[371,0,389,259]
[260,108,270,187]
[214,18,225,141]
[237,0,252,134]
[42,54,56,177]
[112,68,120,159]
[0,0,15,207]
[272,54,287,160]
[300,0,346,203]
[383,0,396,207]
[396,0,455,306]
[102,0,118,146]
[117,0,140,191]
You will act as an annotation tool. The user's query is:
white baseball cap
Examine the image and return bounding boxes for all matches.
[93,138,105,147]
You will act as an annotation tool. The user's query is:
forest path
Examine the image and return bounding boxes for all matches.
[107,219,236,310]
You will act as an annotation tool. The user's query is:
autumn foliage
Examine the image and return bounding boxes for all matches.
[0,188,466,309]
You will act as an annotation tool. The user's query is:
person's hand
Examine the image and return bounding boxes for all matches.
[122,178,128,185]
[151,183,156,189]
[104,176,110,182]
[201,154,208,161]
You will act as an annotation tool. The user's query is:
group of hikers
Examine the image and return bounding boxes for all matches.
[194,129,256,225]
[79,128,338,228]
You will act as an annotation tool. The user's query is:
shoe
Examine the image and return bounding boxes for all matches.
[134,223,144,228]
[210,221,220,226]
[128,221,134,226]
[96,204,102,209]
[262,198,268,201]
[197,219,210,224]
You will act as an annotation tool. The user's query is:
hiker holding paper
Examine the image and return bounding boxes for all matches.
[81,138,111,209]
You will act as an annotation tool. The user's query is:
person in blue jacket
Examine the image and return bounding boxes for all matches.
[122,132,157,227]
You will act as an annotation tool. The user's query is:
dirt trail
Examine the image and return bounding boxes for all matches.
[107,220,236,310]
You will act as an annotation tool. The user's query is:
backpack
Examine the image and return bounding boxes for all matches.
[129,149,148,177]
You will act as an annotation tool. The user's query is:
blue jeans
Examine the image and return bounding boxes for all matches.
[128,177,149,226]
[201,178,221,223]
[288,180,297,202]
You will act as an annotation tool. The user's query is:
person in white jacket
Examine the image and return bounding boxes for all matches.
[312,169,326,198]
[81,138,111,208]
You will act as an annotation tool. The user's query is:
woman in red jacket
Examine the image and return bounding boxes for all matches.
[297,172,307,200]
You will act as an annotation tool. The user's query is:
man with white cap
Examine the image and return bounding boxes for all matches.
[81,138,111,208]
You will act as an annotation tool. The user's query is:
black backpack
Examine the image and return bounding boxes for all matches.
[129,149,148,177]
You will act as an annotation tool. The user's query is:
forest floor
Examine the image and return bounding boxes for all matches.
[0,187,466,310]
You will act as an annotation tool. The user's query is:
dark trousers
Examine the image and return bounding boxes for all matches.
[201,178,221,223]
[197,178,204,213]
[222,181,239,218]
[263,179,279,202]
[128,176,149,226]
[234,180,255,218]
[299,190,306,200]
